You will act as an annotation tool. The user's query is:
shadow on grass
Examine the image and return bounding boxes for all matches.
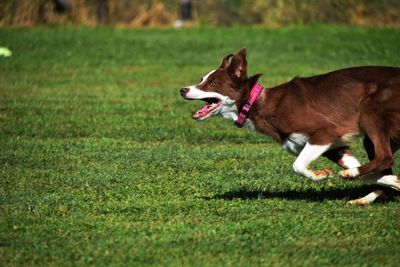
[208,185,398,202]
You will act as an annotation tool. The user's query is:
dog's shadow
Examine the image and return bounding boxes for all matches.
[208,185,397,202]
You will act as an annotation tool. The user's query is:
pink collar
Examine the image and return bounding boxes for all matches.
[234,82,264,127]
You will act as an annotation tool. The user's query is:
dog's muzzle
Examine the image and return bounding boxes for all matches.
[180,88,189,97]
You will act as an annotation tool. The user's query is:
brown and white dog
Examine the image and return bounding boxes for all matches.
[180,48,400,205]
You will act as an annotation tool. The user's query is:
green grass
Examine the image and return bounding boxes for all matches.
[1,26,400,266]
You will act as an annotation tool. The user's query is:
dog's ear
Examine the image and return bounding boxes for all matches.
[249,73,262,84]
[219,53,233,69]
[228,48,247,82]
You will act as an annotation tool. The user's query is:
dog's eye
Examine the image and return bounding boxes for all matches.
[209,81,216,86]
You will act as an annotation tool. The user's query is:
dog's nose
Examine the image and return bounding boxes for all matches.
[180,88,189,97]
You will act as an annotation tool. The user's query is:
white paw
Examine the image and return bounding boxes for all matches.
[294,166,331,182]
[393,180,400,191]
[310,169,333,181]
[377,175,400,191]
[347,190,387,206]
[339,168,360,179]
[347,198,370,206]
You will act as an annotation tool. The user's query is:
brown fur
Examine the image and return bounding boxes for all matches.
[190,48,400,178]
[253,67,400,175]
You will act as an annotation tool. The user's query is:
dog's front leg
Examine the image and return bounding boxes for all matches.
[292,142,332,181]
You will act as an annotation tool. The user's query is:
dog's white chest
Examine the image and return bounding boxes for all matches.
[282,133,309,155]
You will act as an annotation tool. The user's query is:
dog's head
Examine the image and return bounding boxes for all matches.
[180,48,261,121]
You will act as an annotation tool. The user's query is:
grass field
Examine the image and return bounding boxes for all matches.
[1,26,400,266]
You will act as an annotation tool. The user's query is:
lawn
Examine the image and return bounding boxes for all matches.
[1,26,400,266]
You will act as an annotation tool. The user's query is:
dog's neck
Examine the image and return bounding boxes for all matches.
[219,76,262,129]
[235,80,285,143]
[218,78,282,138]
[234,75,262,111]
[235,83,264,127]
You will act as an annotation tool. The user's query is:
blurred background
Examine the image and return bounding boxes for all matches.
[1,0,399,27]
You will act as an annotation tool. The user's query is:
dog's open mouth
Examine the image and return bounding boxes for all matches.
[192,98,222,120]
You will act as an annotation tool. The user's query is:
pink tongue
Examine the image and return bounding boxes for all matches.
[193,104,211,119]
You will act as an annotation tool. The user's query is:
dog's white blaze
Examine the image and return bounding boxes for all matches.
[283,133,309,155]
[200,69,216,85]
[292,142,331,181]
[184,86,237,120]
[341,154,361,169]
[185,86,225,100]
[184,70,259,128]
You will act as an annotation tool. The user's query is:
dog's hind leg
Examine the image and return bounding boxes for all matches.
[362,174,400,191]
[359,137,400,191]
[348,137,399,205]
[339,118,394,178]
[323,144,395,205]
[347,189,388,206]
